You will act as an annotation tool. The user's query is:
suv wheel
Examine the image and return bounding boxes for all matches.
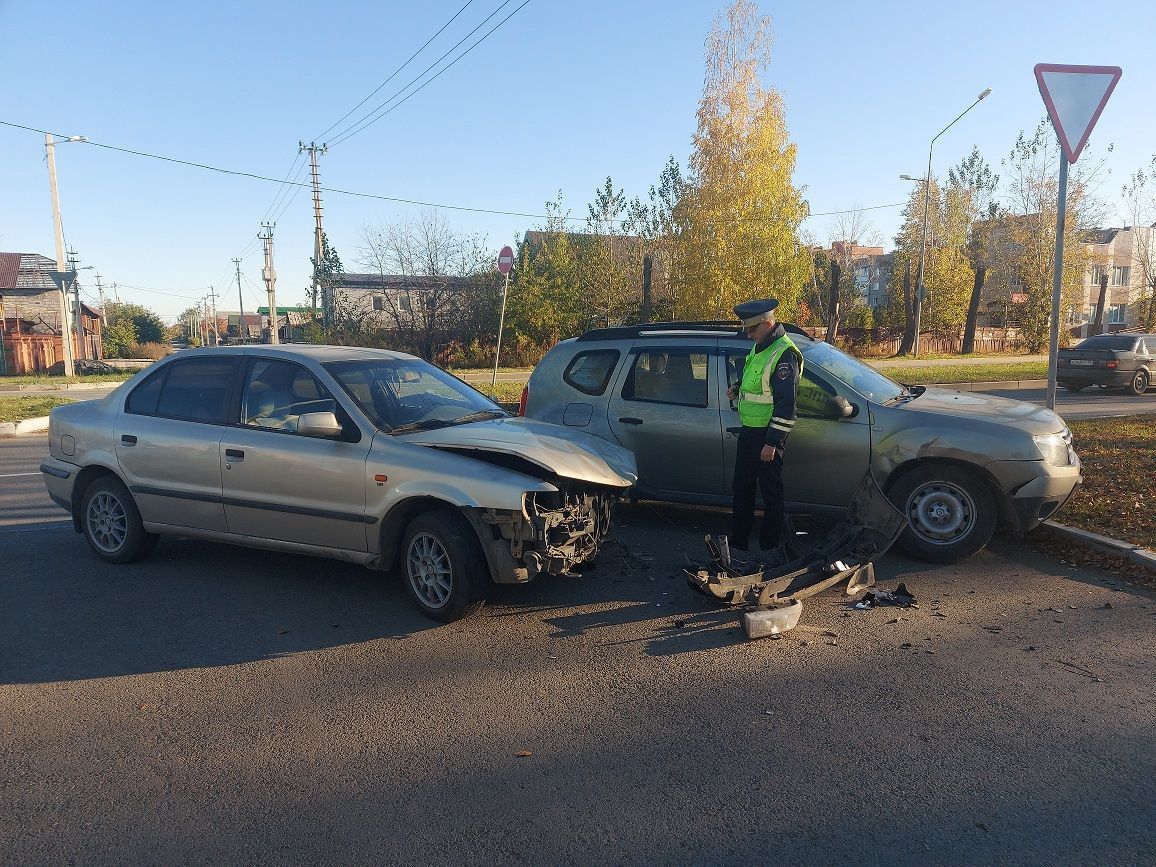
[401,511,488,622]
[889,465,996,564]
[80,476,158,564]
[1128,369,1149,396]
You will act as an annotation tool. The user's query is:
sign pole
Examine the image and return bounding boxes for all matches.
[492,245,515,392]
[1046,156,1069,411]
[492,269,510,391]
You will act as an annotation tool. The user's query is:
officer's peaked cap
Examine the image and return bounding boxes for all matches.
[734,298,779,327]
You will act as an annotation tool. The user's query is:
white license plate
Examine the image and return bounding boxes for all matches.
[1070,359,1094,366]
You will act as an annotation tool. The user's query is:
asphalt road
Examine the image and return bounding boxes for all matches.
[2,434,1154,865]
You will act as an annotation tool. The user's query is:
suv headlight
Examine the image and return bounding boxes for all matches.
[1033,431,1075,467]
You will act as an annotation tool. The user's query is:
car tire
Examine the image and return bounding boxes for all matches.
[888,465,997,564]
[1061,382,1085,392]
[401,510,488,622]
[80,476,158,564]
[1128,369,1149,396]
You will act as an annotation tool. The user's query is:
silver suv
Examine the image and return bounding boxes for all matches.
[41,345,636,622]
[521,322,1081,563]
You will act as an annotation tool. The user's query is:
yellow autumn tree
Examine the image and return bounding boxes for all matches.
[673,0,811,320]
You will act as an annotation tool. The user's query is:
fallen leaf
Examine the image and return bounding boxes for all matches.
[515,750,533,757]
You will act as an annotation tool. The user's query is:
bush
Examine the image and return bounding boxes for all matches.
[128,342,169,360]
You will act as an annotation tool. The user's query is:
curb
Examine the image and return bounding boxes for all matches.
[0,381,123,393]
[0,416,50,437]
[1038,520,1156,572]
[925,379,1047,392]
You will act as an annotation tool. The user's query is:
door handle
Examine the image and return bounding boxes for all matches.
[225,448,245,461]
[618,417,643,425]
[120,434,137,446]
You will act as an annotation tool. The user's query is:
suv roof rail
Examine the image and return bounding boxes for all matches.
[575,321,814,342]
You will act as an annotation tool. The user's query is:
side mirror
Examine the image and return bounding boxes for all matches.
[297,411,343,438]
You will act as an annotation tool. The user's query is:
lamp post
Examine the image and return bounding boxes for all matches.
[907,88,991,357]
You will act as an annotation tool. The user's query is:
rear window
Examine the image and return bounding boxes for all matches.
[1075,335,1138,351]
[563,350,620,396]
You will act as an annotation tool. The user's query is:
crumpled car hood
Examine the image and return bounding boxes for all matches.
[904,387,1067,433]
[400,416,638,488]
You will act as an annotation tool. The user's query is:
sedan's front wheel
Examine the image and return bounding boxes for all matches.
[889,465,997,564]
[401,511,488,622]
[80,476,158,564]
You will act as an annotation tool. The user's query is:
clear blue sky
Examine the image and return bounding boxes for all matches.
[1,0,1152,323]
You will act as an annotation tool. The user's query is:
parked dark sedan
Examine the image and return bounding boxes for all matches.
[1058,333,1155,395]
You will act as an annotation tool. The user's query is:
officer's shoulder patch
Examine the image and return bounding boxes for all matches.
[775,362,792,380]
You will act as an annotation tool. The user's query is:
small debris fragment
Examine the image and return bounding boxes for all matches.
[900,643,914,649]
[975,822,991,833]
[826,639,838,646]
[931,611,947,618]
[926,649,935,654]
[515,750,534,758]
[886,618,900,624]
[1068,605,1078,610]
[821,630,838,638]
[1025,645,1037,651]
[277,629,288,635]
[1102,603,1113,609]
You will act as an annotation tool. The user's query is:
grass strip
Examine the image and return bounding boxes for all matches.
[0,396,73,423]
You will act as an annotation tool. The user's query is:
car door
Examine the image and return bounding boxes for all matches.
[606,342,723,497]
[219,357,373,552]
[720,345,871,509]
[114,354,238,532]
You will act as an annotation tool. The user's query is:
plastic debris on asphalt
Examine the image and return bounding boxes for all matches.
[852,583,918,609]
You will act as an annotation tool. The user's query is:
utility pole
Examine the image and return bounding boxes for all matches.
[233,258,246,343]
[45,133,74,376]
[259,223,280,345]
[67,251,85,361]
[300,141,328,328]
[207,285,221,346]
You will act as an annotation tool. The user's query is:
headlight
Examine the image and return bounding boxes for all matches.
[1033,431,1075,466]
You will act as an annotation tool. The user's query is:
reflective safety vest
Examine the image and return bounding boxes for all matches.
[737,333,802,428]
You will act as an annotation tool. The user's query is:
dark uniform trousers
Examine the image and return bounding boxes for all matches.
[732,424,785,550]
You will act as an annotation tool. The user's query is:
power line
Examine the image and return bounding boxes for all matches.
[328,0,532,147]
[315,0,477,142]
[1,118,906,223]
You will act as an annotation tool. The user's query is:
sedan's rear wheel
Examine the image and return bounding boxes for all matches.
[889,465,997,564]
[401,511,488,622]
[1061,382,1085,393]
[1128,369,1149,396]
[80,476,158,564]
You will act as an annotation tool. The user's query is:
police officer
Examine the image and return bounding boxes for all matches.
[726,298,802,554]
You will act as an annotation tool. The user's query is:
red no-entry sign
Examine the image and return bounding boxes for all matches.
[497,246,514,275]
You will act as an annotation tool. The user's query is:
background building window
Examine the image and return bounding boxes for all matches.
[1112,265,1131,286]
[1108,304,1127,324]
[1089,265,1105,285]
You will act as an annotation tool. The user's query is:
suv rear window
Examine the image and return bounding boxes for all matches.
[563,350,620,396]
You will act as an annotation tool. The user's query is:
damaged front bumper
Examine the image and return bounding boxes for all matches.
[687,473,908,608]
[466,487,616,584]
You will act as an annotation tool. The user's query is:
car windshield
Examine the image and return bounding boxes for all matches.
[800,340,907,403]
[1074,335,1137,351]
[324,358,506,433]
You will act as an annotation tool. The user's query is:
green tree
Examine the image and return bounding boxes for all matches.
[673,0,810,321]
[102,302,164,355]
[948,146,1000,352]
[508,194,586,344]
[995,120,1101,352]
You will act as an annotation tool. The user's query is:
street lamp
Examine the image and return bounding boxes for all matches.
[910,88,992,357]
